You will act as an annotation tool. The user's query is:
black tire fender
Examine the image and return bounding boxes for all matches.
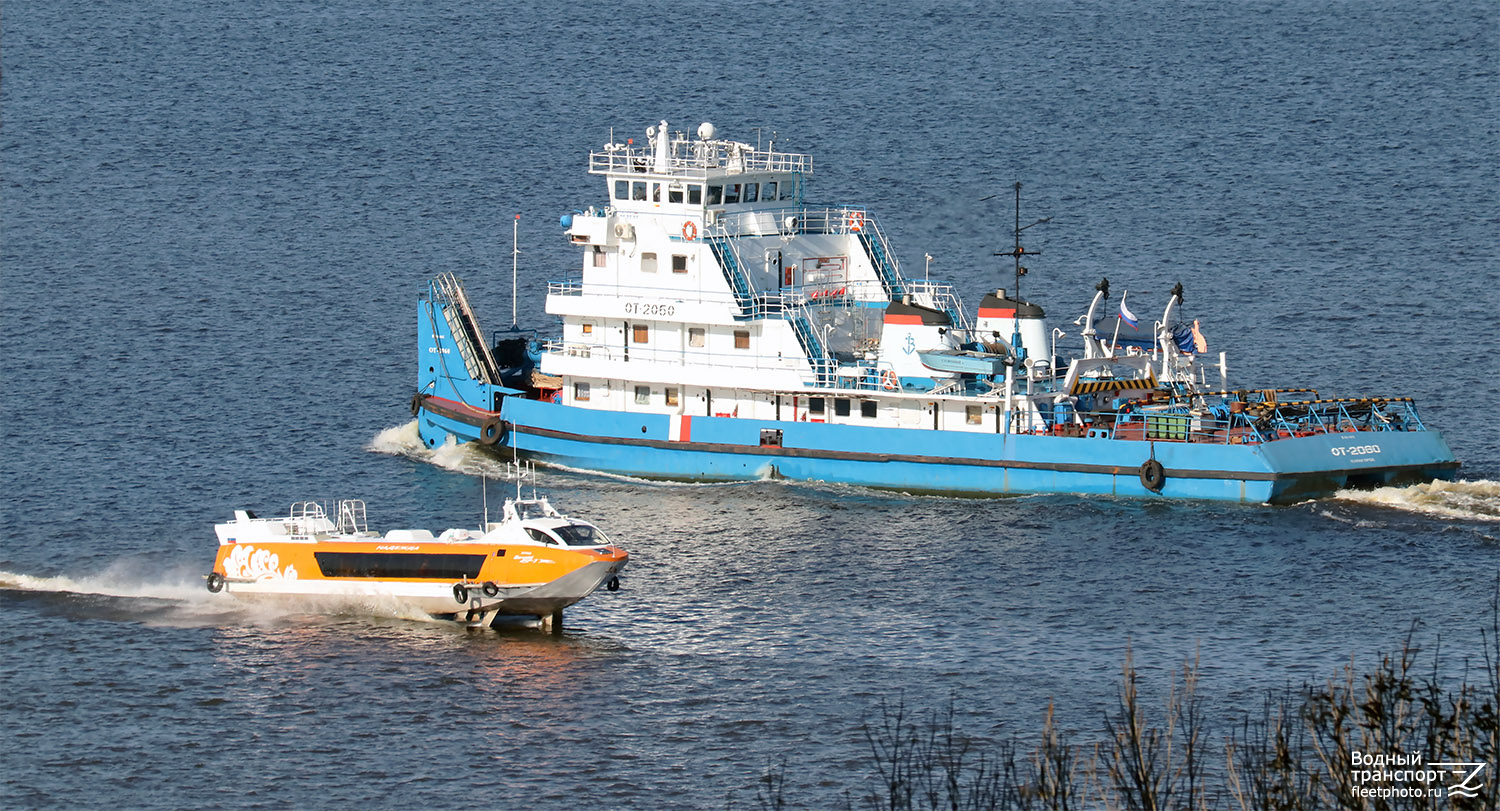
[481,581,499,598]
[452,583,470,604]
[206,572,225,594]
[1139,459,1166,492]
[478,418,503,446]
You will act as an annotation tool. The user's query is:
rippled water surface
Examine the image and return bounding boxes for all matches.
[3,0,1497,807]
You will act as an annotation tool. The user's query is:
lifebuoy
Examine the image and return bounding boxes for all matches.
[1139,459,1166,492]
[881,370,899,391]
[482,581,499,598]
[478,418,502,445]
[206,572,225,594]
[682,221,698,241]
[849,210,865,232]
[453,583,470,604]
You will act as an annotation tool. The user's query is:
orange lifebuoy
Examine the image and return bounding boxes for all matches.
[682,221,698,241]
[849,210,865,232]
[881,370,899,391]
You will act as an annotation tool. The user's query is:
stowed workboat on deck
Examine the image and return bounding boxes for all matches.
[412,119,1459,503]
[206,495,626,630]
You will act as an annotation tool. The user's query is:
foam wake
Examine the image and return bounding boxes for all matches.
[1335,479,1500,522]
[368,420,515,478]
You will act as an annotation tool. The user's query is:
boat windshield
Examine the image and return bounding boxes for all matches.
[552,523,605,547]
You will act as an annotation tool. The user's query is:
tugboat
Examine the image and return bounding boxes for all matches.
[410,120,1459,503]
[206,487,626,632]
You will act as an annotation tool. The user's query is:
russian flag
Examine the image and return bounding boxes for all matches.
[1119,299,1139,330]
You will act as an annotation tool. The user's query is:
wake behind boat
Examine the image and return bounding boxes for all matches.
[410,119,1459,503]
[206,494,626,631]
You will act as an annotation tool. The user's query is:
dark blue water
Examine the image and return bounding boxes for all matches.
[3,0,1497,807]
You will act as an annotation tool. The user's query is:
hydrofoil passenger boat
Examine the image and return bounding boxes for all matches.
[410,120,1459,503]
[206,492,626,631]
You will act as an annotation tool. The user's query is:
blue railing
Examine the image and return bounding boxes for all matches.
[704,233,756,312]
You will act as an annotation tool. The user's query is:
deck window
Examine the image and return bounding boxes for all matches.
[652,183,661,202]
[688,185,702,205]
[688,327,705,348]
[861,400,878,418]
[809,397,825,415]
[723,184,740,204]
[835,398,851,417]
[592,246,607,267]
[581,322,594,335]
[966,405,983,425]
[632,181,647,201]
[574,381,590,401]
[707,185,723,205]
[743,183,758,203]
[635,386,650,405]
[666,387,680,406]
[763,181,778,199]
[734,330,750,350]
[314,552,486,580]
[614,180,628,200]
[642,252,658,273]
[672,254,688,273]
[633,324,649,343]
[667,186,684,204]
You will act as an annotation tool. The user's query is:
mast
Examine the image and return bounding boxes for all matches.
[511,214,520,327]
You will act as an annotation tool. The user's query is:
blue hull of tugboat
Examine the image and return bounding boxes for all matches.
[415,397,1459,504]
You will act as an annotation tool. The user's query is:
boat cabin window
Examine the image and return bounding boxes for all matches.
[966,405,983,425]
[574,381,590,401]
[614,180,628,200]
[672,254,688,273]
[809,397,825,415]
[642,252,658,273]
[688,184,702,205]
[632,181,647,201]
[707,185,723,205]
[688,327,705,348]
[666,387,680,406]
[781,179,796,200]
[592,246,607,267]
[861,400,878,418]
[723,183,740,204]
[635,386,650,405]
[525,527,557,545]
[314,552,486,580]
[734,330,750,350]
[633,324,649,343]
[652,183,661,203]
[553,524,602,546]
[835,398,851,417]
[667,185,683,204]
[763,181,778,200]
[743,183,758,203]
[582,322,594,335]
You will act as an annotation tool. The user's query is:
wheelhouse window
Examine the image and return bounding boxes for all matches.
[781,180,796,200]
[809,397,825,415]
[652,183,661,202]
[688,185,703,205]
[861,400,878,418]
[763,180,778,199]
[635,386,650,405]
[723,183,740,204]
[666,387,679,406]
[574,381,590,401]
[835,398,851,417]
[734,330,750,350]
[672,254,688,273]
[553,524,602,547]
[688,327,705,348]
[707,185,723,205]
[633,324,649,343]
[614,180,628,200]
[667,185,683,204]
[642,252,658,273]
[743,183,758,203]
[632,181,647,201]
